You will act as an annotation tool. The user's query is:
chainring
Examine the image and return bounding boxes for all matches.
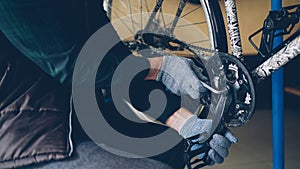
[219,54,256,127]
[189,51,256,127]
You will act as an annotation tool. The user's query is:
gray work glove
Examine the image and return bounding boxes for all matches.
[156,56,207,99]
[192,129,238,165]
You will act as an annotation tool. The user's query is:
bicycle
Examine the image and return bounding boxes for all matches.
[102,0,300,168]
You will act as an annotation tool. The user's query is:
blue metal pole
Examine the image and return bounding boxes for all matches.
[271,0,284,169]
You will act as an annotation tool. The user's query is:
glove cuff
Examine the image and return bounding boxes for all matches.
[156,56,166,81]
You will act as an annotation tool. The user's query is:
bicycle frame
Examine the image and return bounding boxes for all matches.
[224,0,243,59]
[223,0,300,81]
[254,31,300,80]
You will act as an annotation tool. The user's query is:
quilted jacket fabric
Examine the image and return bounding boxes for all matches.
[0,33,72,168]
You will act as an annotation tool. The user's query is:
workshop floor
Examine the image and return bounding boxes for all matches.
[208,108,300,169]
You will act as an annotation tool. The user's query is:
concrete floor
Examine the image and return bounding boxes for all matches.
[208,107,300,169]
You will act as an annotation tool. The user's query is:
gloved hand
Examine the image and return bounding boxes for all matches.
[156,55,207,99]
[191,129,237,165]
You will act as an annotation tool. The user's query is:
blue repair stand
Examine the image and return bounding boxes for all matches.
[271,0,284,169]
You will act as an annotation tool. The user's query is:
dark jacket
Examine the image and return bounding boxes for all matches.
[0,1,111,167]
[0,33,72,168]
[0,0,182,168]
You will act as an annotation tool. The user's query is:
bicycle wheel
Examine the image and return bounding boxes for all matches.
[103,0,227,53]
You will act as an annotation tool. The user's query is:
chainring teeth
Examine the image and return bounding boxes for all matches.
[220,55,256,127]
[190,53,256,128]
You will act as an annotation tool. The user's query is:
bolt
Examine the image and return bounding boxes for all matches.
[239,116,246,123]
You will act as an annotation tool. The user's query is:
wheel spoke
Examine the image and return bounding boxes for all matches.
[158,2,167,29]
[189,39,209,44]
[110,0,148,31]
[176,21,207,28]
[181,6,201,19]
[108,2,135,34]
[128,0,136,33]
[144,0,151,12]
[140,0,143,28]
